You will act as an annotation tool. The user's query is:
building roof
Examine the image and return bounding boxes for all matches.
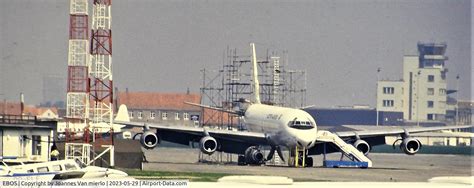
[24,106,58,116]
[202,108,238,125]
[117,92,201,111]
[0,102,58,117]
[0,102,21,115]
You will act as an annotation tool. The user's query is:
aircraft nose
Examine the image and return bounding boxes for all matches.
[297,136,316,148]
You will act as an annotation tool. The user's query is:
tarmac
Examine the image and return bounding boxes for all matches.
[142,147,473,182]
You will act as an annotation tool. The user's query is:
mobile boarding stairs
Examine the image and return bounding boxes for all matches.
[316,131,372,168]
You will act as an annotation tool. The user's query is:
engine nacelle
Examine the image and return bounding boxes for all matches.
[199,136,218,155]
[353,139,370,156]
[140,131,159,149]
[244,146,264,165]
[400,137,421,155]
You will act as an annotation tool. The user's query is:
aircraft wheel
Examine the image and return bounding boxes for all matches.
[237,155,246,166]
[305,157,313,167]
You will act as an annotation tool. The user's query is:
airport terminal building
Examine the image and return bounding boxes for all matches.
[307,43,471,130]
[377,43,451,124]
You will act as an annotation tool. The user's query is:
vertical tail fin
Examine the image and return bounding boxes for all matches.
[251,43,261,104]
[115,104,130,122]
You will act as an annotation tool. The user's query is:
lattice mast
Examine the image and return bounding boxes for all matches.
[89,0,113,129]
[67,0,89,125]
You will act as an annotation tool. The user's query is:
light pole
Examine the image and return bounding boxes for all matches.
[376,68,381,126]
[455,74,460,125]
[416,71,421,126]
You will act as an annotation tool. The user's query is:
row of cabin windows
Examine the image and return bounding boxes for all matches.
[129,111,190,120]
[29,163,77,173]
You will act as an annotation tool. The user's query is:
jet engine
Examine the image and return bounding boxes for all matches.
[400,137,421,155]
[353,139,371,156]
[199,136,218,155]
[140,131,159,149]
[244,146,265,165]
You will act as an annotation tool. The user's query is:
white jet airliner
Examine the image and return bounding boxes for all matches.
[115,43,472,167]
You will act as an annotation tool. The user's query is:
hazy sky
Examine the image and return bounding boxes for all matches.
[0,0,471,107]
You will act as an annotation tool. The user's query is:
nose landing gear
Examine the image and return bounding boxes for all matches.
[288,146,313,167]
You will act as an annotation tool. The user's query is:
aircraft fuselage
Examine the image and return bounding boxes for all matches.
[244,103,318,149]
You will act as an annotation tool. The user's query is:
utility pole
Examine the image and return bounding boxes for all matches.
[455,74,460,126]
[416,71,421,126]
[376,68,381,126]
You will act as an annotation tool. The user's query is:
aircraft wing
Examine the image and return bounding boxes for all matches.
[334,124,473,138]
[115,121,268,155]
[308,124,472,155]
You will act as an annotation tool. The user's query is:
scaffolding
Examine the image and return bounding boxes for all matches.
[198,45,307,163]
[201,47,307,122]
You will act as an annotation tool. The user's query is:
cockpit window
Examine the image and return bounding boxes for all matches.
[288,119,314,130]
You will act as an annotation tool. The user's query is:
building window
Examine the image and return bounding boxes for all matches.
[162,112,168,120]
[427,88,434,95]
[150,111,156,119]
[427,114,435,120]
[427,101,434,108]
[32,135,41,156]
[175,113,180,120]
[129,112,134,119]
[138,111,143,119]
[439,88,446,95]
[183,113,189,120]
[383,100,394,107]
[428,75,434,82]
[383,87,395,94]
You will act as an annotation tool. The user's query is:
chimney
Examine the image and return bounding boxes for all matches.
[20,93,24,116]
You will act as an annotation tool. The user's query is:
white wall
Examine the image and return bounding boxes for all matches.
[377,55,448,122]
[2,128,53,162]
[377,80,404,112]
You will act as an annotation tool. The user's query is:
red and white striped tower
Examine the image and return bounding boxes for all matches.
[89,0,113,130]
[67,0,89,126]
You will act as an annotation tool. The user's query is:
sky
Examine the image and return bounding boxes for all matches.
[0,0,471,107]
